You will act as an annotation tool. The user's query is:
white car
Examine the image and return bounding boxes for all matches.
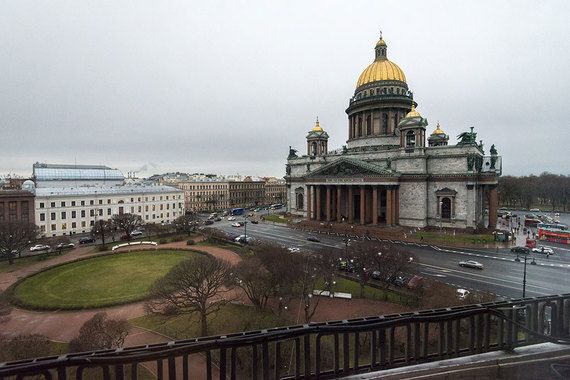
[287,247,301,253]
[56,242,75,249]
[458,260,484,270]
[231,222,241,227]
[227,216,236,221]
[131,230,143,237]
[30,244,50,252]
[234,235,253,244]
[532,246,554,254]
[457,289,470,299]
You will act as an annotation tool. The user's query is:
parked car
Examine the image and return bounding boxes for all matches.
[511,246,530,255]
[227,216,236,221]
[406,275,424,289]
[458,260,484,270]
[231,222,242,227]
[307,235,320,242]
[288,247,301,253]
[131,230,143,237]
[204,220,214,225]
[371,270,382,280]
[338,260,355,273]
[30,244,50,252]
[457,289,470,300]
[250,220,259,224]
[234,235,253,244]
[214,217,222,222]
[56,242,75,249]
[79,237,95,244]
[393,275,409,287]
[532,246,554,254]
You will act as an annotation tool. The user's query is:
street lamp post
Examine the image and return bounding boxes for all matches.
[515,252,536,298]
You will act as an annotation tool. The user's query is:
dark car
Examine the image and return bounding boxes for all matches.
[250,220,259,224]
[79,237,95,245]
[307,235,320,242]
[511,246,530,254]
[393,275,409,287]
[56,242,75,249]
[204,220,214,225]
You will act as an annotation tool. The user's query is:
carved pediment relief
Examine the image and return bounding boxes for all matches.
[307,158,391,177]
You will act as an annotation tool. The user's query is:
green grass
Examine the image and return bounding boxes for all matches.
[319,277,410,303]
[131,303,289,340]
[12,250,200,309]
[414,231,495,245]
[262,214,289,224]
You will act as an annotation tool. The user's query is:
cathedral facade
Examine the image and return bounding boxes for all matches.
[285,35,501,230]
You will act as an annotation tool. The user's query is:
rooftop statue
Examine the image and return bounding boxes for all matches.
[490,144,498,156]
[288,146,298,159]
[457,127,477,146]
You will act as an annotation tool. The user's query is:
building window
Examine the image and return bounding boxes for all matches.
[108,199,112,204]
[40,202,45,208]
[51,224,56,231]
[40,213,46,221]
[61,201,66,207]
[90,200,94,205]
[119,207,124,215]
[406,130,415,147]
[81,221,86,228]
[382,113,388,134]
[81,200,85,206]
[61,211,66,220]
[90,209,95,217]
[71,201,76,206]
[90,220,94,226]
[366,115,372,135]
[51,202,56,208]
[441,197,452,219]
[72,222,76,228]
[51,212,56,221]
[81,210,86,218]
[72,211,76,218]
[98,209,103,216]
[61,223,67,230]
[108,208,112,215]
[99,199,103,205]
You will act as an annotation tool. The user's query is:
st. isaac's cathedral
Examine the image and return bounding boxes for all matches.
[285,35,502,230]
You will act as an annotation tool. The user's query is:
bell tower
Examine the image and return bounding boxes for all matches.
[306,118,329,157]
[398,103,428,151]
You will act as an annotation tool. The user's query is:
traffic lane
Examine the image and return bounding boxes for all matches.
[410,248,569,297]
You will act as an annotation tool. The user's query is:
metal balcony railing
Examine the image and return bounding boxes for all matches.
[1,294,570,379]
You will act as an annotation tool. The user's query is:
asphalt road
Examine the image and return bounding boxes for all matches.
[210,216,570,301]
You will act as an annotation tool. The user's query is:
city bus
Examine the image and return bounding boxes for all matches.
[230,208,245,216]
[538,222,570,245]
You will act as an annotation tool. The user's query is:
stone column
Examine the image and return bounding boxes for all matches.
[336,186,342,222]
[316,185,321,221]
[386,187,393,226]
[372,186,378,224]
[394,186,400,224]
[392,188,397,225]
[326,186,331,222]
[488,186,498,229]
[306,185,312,220]
[348,186,354,224]
[360,185,366,225]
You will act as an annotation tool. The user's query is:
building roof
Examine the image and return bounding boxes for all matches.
[34,185,182,197]
[33,163,124,181]
[0,190,35,198]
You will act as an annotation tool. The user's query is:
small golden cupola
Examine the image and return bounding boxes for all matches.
[306,117,329,157]
[398,102,429,150]
[428,122,449,147]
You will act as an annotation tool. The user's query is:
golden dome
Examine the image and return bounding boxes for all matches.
[312,117,323,132]
[356,36,406,87]
[357,60,406,87]
[405,103,421,118]
[432,122,445,135]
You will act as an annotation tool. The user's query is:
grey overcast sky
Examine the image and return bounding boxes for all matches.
[1,1,569,178]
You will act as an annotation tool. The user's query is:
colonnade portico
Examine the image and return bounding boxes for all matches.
[307,184,399,226]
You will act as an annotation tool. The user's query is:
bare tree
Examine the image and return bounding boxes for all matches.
[231,256,275,312]
[146,256,233,336]
[69,312,130,352]
[173,213,199,235]
[0,289,12,321]
[111,213,143,239]
[0,221,38,265]
[350,241,381,297]
[373,243,416,289]
[0,334,52,362]
[91,219,113,245]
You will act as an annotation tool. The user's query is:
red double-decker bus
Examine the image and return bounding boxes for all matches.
[538,223,570,245]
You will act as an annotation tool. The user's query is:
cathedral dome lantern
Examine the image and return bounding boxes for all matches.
[306,118,329,157]
[428,122,449,147]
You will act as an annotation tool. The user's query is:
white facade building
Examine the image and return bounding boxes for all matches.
[33,185,184,237]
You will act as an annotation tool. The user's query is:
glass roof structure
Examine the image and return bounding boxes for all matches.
[33,163,124,181]
[35,185,182,197]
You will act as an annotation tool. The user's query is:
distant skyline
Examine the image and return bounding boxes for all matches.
[2,1,569,178]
